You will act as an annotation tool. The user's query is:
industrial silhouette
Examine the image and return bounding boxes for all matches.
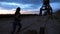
[39,0,53,34]
[12,7,22,34]
[39,0,53,16]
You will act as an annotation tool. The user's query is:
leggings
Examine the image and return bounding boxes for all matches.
[12,21,22,34]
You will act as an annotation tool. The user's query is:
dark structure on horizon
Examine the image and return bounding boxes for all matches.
[39,0,53,16]
[39,0,53,34]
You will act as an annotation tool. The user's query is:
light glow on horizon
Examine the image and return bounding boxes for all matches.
[0,10,15,14]
[0,9,39,14]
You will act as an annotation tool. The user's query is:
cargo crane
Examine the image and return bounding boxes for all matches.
[39,0,53,16]
[39,0,53,34]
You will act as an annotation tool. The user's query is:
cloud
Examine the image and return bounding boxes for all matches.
[0,2,41,11]
[1,2,60,11]
[0,0,60,4]
[0,0,22,3]
[0,0,41,4]
[0,1,60,14]
[0,2,34,10]
[50,2,60,11]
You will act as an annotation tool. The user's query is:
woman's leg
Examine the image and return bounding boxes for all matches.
[17,23,22,32]
[12,23,16,34]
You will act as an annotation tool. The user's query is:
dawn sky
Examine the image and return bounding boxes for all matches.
[0,0,60,14]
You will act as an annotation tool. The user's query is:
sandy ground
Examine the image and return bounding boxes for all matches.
[0,16,60,34]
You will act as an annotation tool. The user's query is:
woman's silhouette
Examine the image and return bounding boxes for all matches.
[12,7,22,34]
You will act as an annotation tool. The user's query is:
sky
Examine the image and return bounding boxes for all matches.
[0,0,60,14]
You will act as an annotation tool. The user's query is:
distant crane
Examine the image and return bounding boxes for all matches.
[39,0,53,34]
[39,0,53,16]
